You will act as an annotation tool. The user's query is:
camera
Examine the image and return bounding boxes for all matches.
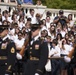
[60,16,65,20]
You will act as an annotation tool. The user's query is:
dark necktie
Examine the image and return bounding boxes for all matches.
[30,38,35,45]
[0,38,2,41]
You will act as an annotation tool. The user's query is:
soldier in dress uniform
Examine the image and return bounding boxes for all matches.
[64,40,76,75]
[0,25,16,75]
[23,24,48,75]
[67,40,76,75]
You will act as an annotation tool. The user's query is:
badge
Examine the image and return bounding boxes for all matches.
[35,45,39,50]
[11,47,15,53]
[1,43,7,49]
[30,47,32,49]
[8,65,11,70]
[30,51,32,54]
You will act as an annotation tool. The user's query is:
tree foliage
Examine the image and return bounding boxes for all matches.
[33,0,76,10]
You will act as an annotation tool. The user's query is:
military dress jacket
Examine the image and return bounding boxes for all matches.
[24,37,48,75]
[0,38,16,75]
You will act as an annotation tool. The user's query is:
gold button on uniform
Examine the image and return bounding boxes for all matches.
[30,51,32,54]
[30,55,32,58]
[5,63,7,65]
[30,47,32,49]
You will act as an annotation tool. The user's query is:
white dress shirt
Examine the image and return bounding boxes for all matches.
[14,38,24,48]
[60,44,73,55]
[49,45,60,57]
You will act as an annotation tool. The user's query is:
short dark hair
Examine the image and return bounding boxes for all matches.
[52,39,58,45]
[0,25,9,33]
[46,11,51,16]
[18,31,23,36]
[30,9,34,13]
[27,18,31,21]
[59,10,64,15]
[31,24,40,31]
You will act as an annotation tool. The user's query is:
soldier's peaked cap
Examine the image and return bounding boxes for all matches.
[0,25,9,32]
[31,23,40,31]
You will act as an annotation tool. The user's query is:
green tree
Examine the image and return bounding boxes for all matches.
[33,0,76,10]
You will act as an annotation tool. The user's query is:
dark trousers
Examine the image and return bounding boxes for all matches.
[0,65,6,75]
[14,59,23,75]
[51,59,61,75]
[44,71,51,75]
[67,63,75,75]
[0,65,13,75]
[23,60,45,75]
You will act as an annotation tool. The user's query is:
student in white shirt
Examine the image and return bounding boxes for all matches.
[39,20,51,37]
[14,31,25,75]
[18,15,25,30]
[60,39,73,56]
[8,23,19,41]
[45,36,52,75]
[49,39,61,75]
[46,16,52,29]
[14,31,24,51]
[60,39,73,75]
[27,9,36,24]
[49,24,56,41]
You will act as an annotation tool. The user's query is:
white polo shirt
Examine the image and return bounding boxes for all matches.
[60,44,73,55]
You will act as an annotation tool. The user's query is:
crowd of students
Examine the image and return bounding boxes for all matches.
[0,3,76,75]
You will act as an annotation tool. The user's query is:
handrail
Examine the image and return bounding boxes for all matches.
[0,2,17,7]
[46,8,76,14]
